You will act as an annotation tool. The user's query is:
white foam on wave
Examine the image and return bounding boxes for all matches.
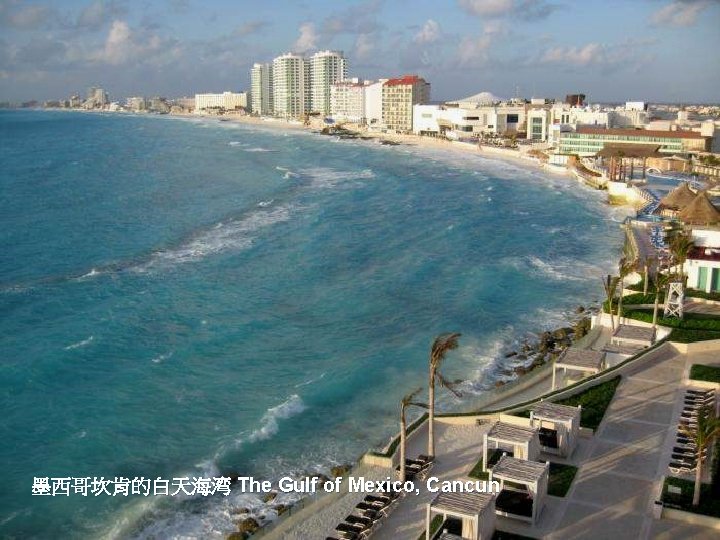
[139,204,295,269]
[257,199,274,207]
[227,141,244,147]
[295,372,326,388]
[300,167,375,189]
[72,267,103,282]
[64,335,94,350]
[504,255,601,283]
[151,351,173,364]
[243,147,273,153]
[245,394,307,444]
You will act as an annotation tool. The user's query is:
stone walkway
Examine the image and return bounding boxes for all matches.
[544,346,717,540]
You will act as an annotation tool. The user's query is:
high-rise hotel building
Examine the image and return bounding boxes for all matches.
[271,53,309,118]
[250,63,273,115]
[309,50,347,116]
[251,50,347,118]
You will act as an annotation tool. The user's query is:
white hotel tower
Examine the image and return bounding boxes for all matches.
[250,63,273,115]
[272,53,309,118]
[309,50,347,116]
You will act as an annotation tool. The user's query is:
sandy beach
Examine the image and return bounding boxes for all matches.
[171,111,558,174]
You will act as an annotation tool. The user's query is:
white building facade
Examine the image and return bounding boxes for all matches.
[382,75,430,132]
[272,53,309,118]
[251,63,273,115]
[194,92,249,112]
[330,79,368,123]
[364,80,385,126]
[309,50,347,116]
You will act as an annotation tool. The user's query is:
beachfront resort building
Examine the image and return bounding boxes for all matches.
[330,78,370,123]
[309,50,347,116]
[412,100,528,139]
[194,91,249,112]
[382,75,430,132]
[272,53,309,118]
[558,127,711,156]
[364,80,385,125]
[252,51,348,118]
[251,63,273,115]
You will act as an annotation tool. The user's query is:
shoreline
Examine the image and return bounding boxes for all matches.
[9,108,629,539]
[171,111,570,178]
[161,114,628,538]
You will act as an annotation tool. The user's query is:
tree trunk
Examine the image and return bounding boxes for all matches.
[428,370,435,457]
[693,454,702,507]
[608,295,615,331]
[399,408,406,483]
[617,277,624,323]
[652,290,660,329]
[643,265,648,296]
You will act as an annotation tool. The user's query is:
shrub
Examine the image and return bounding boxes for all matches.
[689,364,720,383]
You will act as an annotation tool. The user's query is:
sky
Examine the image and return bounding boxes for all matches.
[1,0,719,103]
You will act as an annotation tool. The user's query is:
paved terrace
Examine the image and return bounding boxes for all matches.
[260,343,719,539]
[376,345,719,540]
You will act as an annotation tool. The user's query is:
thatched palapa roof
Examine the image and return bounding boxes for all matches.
[660,182,697,210]
[678,192,720,225]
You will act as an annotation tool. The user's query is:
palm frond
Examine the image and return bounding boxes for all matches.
[430,332,462,369]
[437,371,462,398]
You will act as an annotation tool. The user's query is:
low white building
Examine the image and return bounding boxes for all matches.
[330,78,369,123]
[194,91,249,112]
[684,227,720,293]
[364,79,385,126]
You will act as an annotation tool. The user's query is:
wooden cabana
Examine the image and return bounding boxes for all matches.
[530,402,582,457]
[425,491,496,540]
[552,348,606,390]
[483,422,540,471]
[596,143,662,181]
[490,456,549,524]
[610,325,655,348]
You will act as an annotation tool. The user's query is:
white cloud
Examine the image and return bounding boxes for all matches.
[0,0,55,29]
[650,0,711,27]
[457,34,492,66]
[458,0,558,19]
[458,0,514,16]
[77,0,125,30]
[294,22,318,53]
[354,33,375,61]
[414,19,441,44]
[541,43,604,66]
[456,21,505,66]
[92,20,165,66]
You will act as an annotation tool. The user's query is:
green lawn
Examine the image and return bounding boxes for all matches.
[555,376,622,430]
[547,463,579,497]
[468,455,489,480]
[620,309,720,331]
[661,477,720,518]
[416,514,443,540]
[689,364,720,383]
[670,328,720,343]
[512,377,621,430]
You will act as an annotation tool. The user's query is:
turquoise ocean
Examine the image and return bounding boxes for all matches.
[0,110,629,538]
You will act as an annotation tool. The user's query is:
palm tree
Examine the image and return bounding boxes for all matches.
[428,333,462,458]
[643,256,656,296]
[602,275,620,330]
[679,405,720,507]
[670,232,694,282]
[650,263,669,329]
[617,258,635,323]
[399,388,428,483]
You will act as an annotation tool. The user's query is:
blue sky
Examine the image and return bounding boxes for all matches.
[1,0,719,102]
